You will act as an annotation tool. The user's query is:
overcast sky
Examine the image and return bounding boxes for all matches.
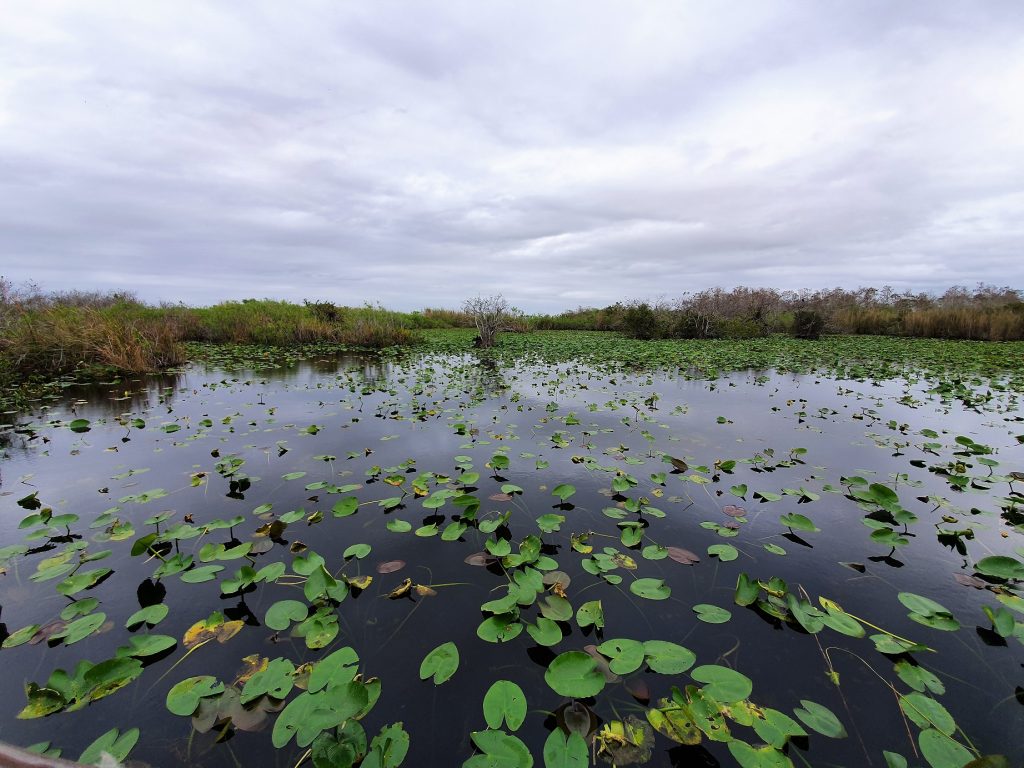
[1,1,1022,311]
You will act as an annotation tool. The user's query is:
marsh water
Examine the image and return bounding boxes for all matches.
[0,347,1021,767]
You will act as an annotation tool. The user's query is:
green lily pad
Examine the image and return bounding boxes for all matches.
[629,578,671,600]
[694,604,732,624]
[918,729,974,768]
[596,638,645,675]
[78,727,139,766]
[642,641,696,674]
[542,730,588,767]
[52,612,106,645]
[576,600,604,629]
[526,618,563,647]
[708,544,739,561]
[478,615,524,643]
[166,676,225,717]
[125,604,169,629]
[464,729,533,768]
[793,699,847,738]
[241,658,296,703]
[545,651,606,698]
[419,641,459,685]
[691,665,752,702]
[483,680,527,732]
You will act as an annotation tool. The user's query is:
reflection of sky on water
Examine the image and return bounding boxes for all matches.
[0,351,1021,766]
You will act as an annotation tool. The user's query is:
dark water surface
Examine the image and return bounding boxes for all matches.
[0,350,1021,767]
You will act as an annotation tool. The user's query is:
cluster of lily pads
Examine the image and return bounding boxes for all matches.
[0,331,1021,767]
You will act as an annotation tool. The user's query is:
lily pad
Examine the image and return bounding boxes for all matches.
[419,641,459,685]
[629,578,671,600]
[545,651,606,698]
[483,680,527,732]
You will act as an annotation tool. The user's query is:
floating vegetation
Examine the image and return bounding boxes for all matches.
[0,331,1022,766]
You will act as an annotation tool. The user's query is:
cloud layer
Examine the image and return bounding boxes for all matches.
[2,1,1022,311]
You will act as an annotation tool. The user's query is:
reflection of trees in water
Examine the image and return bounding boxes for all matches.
[49,372,184,421]
[468,353,512,400]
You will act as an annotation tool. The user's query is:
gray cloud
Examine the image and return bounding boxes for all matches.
[1,0,1022,312]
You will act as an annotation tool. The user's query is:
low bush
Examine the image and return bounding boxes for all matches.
[791,309,825,340]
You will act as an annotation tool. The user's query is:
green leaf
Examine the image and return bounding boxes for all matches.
[539,595,573,622]
[974,556,1024,580]
[536,514,565,533]
[727,742,793,768]
[691,665,752,702]
[166,676,224,716]
[629,578,671,600]
[918,729,974,768]
[117,634,176,658]
[273,684,369,749]
[241,658,295,703]
[332,497,360,518]
[180,564,223,583]
[526,617,563,647]
[420,641,459,685]
[17,685,66,719]
[752,708,807,749]
[265,599,309,631]
[483,680,527,732]
[734,572,760,606]
[545,651,606,698]
[478,615,524,643]
[80,657,143,703]
[576,600,604,629]
[542,729,588,768]
[56,567,111,597]
[125,604,169,629]
[707,544,738,561]
[78,727,139,766]
[642,640,696,674]
[898,592,960,631]
[694,604,732,624]
[309,647,361,692]
[364,723,410,768]
[343,543,372,560]
[779,513,820,532]
[596,638,645,675]
[2,624,40,648]
[551,484,576,501]
[894,661,945,695]
[464,729,534,768]
[820,605,865,638]
[899,693,955,735]
[793,699,847,738]
[53,612,106,645]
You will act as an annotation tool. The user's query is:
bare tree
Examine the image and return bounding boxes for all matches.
[462,294,517,347]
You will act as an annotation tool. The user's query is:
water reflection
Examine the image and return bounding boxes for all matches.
[0,350,1020,766]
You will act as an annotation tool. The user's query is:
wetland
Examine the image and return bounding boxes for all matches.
[0,331,1022,768]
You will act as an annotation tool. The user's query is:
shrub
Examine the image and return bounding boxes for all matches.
[670,310,716,339]
[791,309,825,340]
[621,303,662,340]
[303,300,341,322]
[462,295,519,347]
[719,317,764,339]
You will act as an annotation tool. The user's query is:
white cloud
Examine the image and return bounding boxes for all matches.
[0,0,1022,311]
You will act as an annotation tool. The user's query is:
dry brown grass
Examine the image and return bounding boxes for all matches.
[901,307,1024,341]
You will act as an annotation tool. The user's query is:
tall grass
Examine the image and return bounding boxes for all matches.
[901,307,1024,341]
[1,300,185,381]
[0,287,433,405]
